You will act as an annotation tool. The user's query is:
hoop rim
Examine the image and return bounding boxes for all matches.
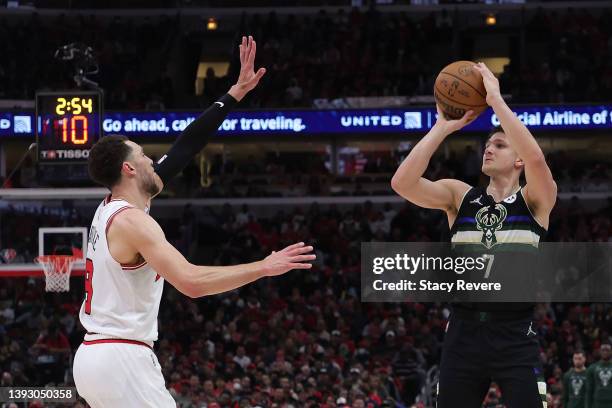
[35,255,81,264]
[35,255,81,274]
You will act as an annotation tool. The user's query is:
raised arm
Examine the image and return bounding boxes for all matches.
[391,105,472,213]
[154,36,266,185]
[474,62,557,223]
[108,209,315,298]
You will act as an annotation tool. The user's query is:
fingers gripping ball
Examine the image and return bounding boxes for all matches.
[434,61,488,120]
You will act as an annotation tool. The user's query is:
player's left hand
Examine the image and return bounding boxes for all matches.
[229,36,267,101]
[261,242,316,277]
[473,62,502,106]
[434,103,474,135]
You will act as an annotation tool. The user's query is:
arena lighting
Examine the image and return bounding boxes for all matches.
[485,13,497,26]
[207,17,218,31]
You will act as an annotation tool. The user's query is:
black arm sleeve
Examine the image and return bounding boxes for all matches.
[153,93,237,185]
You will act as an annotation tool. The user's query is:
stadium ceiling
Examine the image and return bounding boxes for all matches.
[1,1,610,16]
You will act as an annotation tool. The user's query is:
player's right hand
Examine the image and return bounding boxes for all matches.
[434,103,474,135]
[473,62,502,106]
[261,242,316,277]
[229,36,267,101]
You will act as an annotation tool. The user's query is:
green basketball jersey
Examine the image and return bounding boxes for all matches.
[586,361,612,408]
[563,368,587,408]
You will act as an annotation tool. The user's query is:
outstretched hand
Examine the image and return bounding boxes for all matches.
[261,242,316,277]
[229,36,267,101]
[434,104,474,135]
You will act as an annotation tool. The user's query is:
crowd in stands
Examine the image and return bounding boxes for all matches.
[201,7,612,108]
[200,6,612,108]
[5,146,612,198]
[3,7,612,109]
[8,146,608,198]
[506,7,612,104]
[141,150,612,198]
[1,191,611,407]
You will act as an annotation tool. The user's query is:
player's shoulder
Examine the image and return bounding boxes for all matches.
[438,179,472,196]
[106,208,161,253]
[438,179,473,210]
[109,207,153,233]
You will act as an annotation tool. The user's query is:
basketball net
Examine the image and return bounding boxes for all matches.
[35,255,78,292]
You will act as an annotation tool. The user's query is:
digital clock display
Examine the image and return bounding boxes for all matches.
[36,91,103,163]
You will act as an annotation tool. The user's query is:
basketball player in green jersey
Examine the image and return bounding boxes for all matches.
[391,62,557,407]
[563,351,587,408]
[586,343,612,408]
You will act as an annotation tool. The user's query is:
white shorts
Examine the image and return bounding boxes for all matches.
[73,340,175,408]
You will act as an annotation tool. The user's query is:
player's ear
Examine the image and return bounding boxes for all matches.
[122,161,136,174]
[515,157,524,171]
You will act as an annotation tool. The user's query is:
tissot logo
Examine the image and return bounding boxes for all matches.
[41,149,90,159]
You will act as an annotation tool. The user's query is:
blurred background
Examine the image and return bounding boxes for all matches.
[0,1,611,407]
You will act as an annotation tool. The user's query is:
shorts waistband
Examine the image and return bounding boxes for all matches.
[452,308,532,323]
[84,333,153,349]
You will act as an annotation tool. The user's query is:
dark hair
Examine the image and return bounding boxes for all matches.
[487,125,505,139]
[574,350,586,357]
[88,135,131,188]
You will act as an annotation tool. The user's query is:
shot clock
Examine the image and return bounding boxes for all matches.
[36,91,103,163]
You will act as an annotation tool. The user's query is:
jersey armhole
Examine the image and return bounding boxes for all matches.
[448,186,473,232]
[105,205,148,270]
[519,187,547,231]
[105,206,134,234]
[454,185,472,213]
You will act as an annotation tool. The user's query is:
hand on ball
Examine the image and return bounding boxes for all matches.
[473,62,502,106]
[434,104,475,135]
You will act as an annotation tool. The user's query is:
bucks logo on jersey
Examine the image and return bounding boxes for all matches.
[450,188,545,250]
[475,203,508,249]
[599,367,612,387]
[571,376,585,396]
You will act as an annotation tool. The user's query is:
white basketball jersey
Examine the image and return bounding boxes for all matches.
[79,196,164,344]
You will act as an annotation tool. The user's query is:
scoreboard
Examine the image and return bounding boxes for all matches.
[36,91,103,163]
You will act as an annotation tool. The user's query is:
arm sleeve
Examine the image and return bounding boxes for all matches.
[153,93,237,185]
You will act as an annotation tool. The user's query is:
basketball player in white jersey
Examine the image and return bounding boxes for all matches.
[73,37,316,407]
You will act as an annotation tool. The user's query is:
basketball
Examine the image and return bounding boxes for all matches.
[434,60,488,120]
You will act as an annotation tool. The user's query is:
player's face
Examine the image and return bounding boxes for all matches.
[126,141,163,197]
[573,353,585,368]
[601,345,611,361]
[482,132,522,176]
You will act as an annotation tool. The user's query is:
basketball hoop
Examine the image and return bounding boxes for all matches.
[35,255,79,292]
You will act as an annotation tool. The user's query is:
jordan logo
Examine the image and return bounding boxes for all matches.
[526,322,537,337]
[470,195,483,205]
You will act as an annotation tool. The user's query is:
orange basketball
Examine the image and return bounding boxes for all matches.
[434,61,488,120]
